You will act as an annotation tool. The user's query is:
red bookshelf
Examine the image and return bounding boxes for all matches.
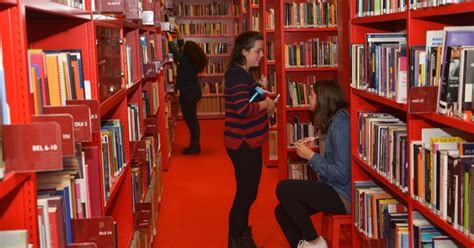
[0,1,168,247]
[349,0,474,246]
[273,0,344,179]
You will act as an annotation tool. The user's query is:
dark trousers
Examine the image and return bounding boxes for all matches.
[226,142,263,236]
[275,180,347,248]
[179,88,202,147]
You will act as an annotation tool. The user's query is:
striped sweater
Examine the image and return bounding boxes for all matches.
[224,65,268,150]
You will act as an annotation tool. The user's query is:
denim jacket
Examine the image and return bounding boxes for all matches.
[308,109,351,203]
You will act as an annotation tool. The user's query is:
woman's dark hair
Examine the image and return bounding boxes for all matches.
[183,41,208,73]
[225,31,263,75]
[314,80,348,134]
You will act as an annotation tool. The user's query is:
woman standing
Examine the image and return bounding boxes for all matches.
[224,31,276,248]
[167,28,208,154]
[275,80,350,248]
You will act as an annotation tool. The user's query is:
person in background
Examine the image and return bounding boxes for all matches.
[224,31,276,248]
[166,27,208,155]
[275,80,350,248]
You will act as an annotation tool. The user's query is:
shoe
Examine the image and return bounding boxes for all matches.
[228,234,243,248]
[181,145,201,155]
[242,226,263,248]
[297,236,328,248]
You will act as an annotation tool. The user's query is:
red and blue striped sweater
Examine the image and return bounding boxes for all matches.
[224,66,268,150]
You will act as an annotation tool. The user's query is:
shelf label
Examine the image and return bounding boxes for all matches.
[43,105,92,142]
[144,118,158,135]
[3,123,62,173]
[134,202,152,230]
[67,100,100,132]
[71,217,116,248]
[32,114,75,156]
[130,140,147,167]
[408,86,438,113]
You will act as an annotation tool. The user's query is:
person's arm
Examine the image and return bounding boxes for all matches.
[166,32,184,62]
[306,121,350,186]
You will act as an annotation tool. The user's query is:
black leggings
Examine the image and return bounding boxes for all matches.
[275,180,347,248]
[226,142,263,236]
[179,88,202,147]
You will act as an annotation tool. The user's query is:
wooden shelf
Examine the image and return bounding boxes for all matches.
[286,106,311,111]
[284,27,337,32]
[353,155,409,203]
[176,15,233,20]
[410,2,474,18]
[352,88,408,112]
[351,11,407,24]
[285,67,338,72]
[412,200,474,247]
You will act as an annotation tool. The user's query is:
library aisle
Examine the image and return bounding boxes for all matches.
[153,119,287,247]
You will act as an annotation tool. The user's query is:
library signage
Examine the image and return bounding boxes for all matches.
[67,100,100,132]
[32,114,75,156]
[3,123,62,173]
[43,105,92,142]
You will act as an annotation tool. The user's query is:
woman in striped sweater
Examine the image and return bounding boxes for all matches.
[224,31,276,248]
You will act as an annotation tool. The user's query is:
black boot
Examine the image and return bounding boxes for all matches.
[181,144,201,155]
[228,234,243,248]
[242,226,262,248]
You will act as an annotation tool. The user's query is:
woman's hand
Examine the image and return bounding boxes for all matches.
[295,140,315,160]
[308,85,316,111]
[166,32,174,43]
[259,75,268,89]
[265,97,276,115]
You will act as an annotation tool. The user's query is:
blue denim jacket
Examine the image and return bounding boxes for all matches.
[308,109,351,202]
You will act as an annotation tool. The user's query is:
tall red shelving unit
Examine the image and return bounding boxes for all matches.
[349,1,474,247]
[0,0,169,247]
[271,0,347,179]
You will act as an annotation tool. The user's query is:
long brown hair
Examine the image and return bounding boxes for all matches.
[314,80,348,134]
[225,31,263,76]
[183,40,208,73]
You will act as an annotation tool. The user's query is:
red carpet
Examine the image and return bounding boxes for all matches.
[153,119,288,247]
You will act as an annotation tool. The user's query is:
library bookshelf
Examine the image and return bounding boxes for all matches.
[350,1,474,247]
[270,0,345,179]
[174,0,236,119]
[0,1,169,247]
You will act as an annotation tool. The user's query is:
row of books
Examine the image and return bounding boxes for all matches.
[201,82,224,96]
[357,112,408,191]
[286,118,318,147]
[266,8,275,30]
[204,61,226,74]
[411,128,474,237]
[252,13,260,32]
[197,42,231,55]
[175,2,230,17]
[180,96,225,117]
[288,160,319,180]
[286,75,316,108]
[28,49,89,115]
[142,82,160,117]
[354,181,461,247]
[128,104,142,142]
[283,0,338,28]
[355,0,407,18]
[178,23,230,36]
[284,37,338,68]
[409,0,469,10]
[269,130,278,160]
[350,33,408,104]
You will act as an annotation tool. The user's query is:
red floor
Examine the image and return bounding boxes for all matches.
[153,119,288,248]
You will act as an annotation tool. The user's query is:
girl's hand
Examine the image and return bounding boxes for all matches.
[295,141,315,160]
[265,97,275,115]
[166,32,173,42]
[259,75,268,89]
[308,85,316,111]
